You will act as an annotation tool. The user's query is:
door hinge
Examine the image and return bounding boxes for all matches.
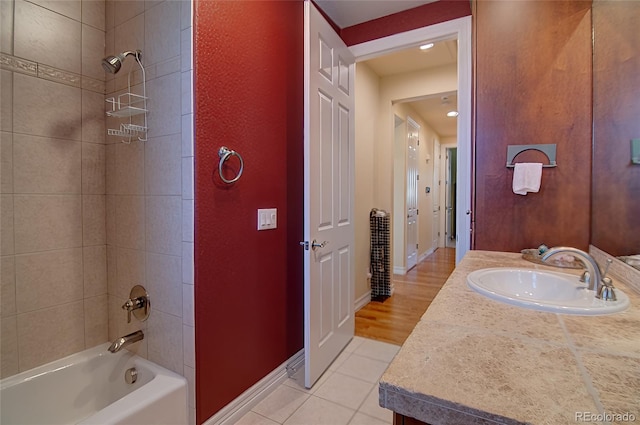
[299,241,309,250]
[417,139,420,146]
[416,209,419,215]
[416,243,419,249]
[416,174,419,181]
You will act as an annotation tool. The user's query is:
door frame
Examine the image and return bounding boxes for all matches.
[350,16,472,264]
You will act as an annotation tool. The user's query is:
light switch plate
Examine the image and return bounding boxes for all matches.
[257,208,277,230]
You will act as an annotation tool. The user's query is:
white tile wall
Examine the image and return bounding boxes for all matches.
[144,0,180,66]
[1,256,17,316]
[81,89,107,143]
[83,245,108,297]
[13,74,82,140]
[0,71,13,132]
[12,134,82,194]
[0,1,14,55]
[145,134,182,195]
[3,1,195,420]
[1,0,110,378]
[146,252,182,316]
[13,195,82,253]
[1,131,13,192]
[14,0,81,73]
[146,195,182,256]
[17,301,85,370]
[15,248,84,313]
[82,142,106,194]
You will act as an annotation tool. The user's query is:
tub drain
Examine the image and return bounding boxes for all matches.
[125,367,138,384]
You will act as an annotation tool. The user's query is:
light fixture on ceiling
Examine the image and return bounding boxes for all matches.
[419,43,434,51]
[447,111,459,117]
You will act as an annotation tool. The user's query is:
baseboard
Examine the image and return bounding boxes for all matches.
[418,247,435,263]
[203,349,304,425]
[393,266,406,275]
[354,290,371,311]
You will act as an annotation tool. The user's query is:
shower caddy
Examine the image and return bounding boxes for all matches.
[105,53,148,144]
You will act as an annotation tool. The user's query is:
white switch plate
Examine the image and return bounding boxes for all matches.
[257,208,277,230]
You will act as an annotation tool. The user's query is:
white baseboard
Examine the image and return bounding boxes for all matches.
[354,290,371,311]
[393,266,406,275]
[203,349,304,425]
[418,247,435,263]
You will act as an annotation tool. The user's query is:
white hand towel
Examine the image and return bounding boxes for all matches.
[512,163,542,195]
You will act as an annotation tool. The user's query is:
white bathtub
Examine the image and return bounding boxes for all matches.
[0,343,188,425]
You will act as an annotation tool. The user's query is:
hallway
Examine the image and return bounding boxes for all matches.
[355,248,456,345]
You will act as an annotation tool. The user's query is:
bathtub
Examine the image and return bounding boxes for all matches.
[0,343,188,425]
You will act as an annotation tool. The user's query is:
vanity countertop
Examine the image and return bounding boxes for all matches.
[379,250,640,425]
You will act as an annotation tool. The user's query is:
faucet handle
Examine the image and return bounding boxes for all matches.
[596,278,616,301]
[121,285,150,323]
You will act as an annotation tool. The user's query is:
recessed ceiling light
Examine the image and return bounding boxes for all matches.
[419,43,434,51]
[447,111,459,117]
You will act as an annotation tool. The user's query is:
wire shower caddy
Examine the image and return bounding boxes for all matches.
[105,53,148,144]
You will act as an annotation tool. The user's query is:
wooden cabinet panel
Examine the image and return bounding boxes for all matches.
[474,0,592,252]
[591,1,640,257]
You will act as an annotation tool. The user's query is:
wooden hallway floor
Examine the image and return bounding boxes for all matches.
[355,248,456,346]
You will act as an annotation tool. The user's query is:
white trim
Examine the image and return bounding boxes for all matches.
[354,290,371,311]
[393,266,407,275]
[418,247,435,264]
[202,349,304,425]
[350,16,472,265]
[350,17,470,61]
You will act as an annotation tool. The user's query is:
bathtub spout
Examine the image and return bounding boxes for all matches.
[108,330,144,353]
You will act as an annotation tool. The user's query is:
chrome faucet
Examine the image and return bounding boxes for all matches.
[108,330,144,353]
[541,246,603,292]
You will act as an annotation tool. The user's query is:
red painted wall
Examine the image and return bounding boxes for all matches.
[193,1,304,422]
[340,0,471,46]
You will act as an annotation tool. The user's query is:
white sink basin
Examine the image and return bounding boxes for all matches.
[466,268,630,315]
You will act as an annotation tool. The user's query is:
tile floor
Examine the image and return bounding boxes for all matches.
[236,337,400,425]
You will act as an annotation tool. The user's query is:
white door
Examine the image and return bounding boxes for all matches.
[406,118,419,270]
[303,1,355,389]
[432,139,441,249]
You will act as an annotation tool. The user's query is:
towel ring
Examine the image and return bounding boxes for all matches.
[218,146,244,184]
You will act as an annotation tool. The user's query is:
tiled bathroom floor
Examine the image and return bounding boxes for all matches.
[236,337,400,425]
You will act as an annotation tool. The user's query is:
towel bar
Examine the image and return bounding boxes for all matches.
[506,144,557,168]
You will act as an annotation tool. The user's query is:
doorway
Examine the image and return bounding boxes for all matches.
[351,17,471,268]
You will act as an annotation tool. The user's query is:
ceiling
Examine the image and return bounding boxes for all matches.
[366,41,458,138]
[315,0,458,138]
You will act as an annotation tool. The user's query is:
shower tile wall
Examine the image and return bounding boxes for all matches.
[1,1,195,421]
[104,1,195,423]
[1,0,108,376]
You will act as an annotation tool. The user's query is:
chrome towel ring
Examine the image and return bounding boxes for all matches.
[218,146,244,184]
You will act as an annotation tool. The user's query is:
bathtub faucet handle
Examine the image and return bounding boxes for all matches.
[122,297,146,323]
[122,285,150,323]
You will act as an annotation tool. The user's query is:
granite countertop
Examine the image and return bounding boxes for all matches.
[379,250,640,425]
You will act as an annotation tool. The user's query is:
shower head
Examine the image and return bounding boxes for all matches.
[102,50,142,74]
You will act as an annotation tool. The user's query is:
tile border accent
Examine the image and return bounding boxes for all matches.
[38,64,81,88]
[1,53,104,93]
[0,53,37,76]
